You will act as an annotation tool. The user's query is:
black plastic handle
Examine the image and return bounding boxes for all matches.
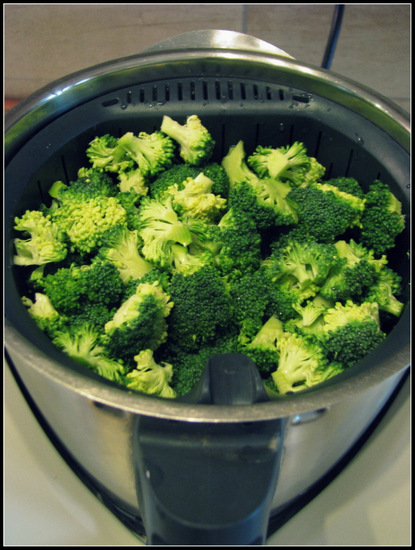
[133,354,285,545]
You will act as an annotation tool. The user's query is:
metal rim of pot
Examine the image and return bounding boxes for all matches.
[5,30,410,423]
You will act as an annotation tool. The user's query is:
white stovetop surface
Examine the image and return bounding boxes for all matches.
[4,363,411,546]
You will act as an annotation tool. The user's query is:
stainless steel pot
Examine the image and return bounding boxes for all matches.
[5,31,410,545]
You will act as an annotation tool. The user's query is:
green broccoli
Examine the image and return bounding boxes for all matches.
[33,258,124,315]
[166,333,240,397]
[117,167,149,196]
[319,239,386,302]
[13,210,68,266]
[215,208,263,279]
[149,163,201,200]
[126,349,176,398]
[264,236,340,292]
[167,265,235,351]
[284,294,333,339]
[86,134,134,173]
[364,266,404,317]
[53,324,126,382]
[99,226,154,284]
[222,141,299,229]
[242,315,285,374]
[287,182,366,242]
[117,131,175,178]
[228,268,276,345]
[22,292,67,337]
[167,172,227,221]
[320,300,386,368]
[104,281,173,366]
[247,141,312,184]
[271,332,333,394]
[358,180,406,255]
[160,114,215,166]
[137,196,194,269]
[324,176,366,199]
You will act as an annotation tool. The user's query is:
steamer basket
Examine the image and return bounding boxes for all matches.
[5,31,410,545]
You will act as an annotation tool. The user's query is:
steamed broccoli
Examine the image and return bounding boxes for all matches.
[242,315,285,374]
[13,210,68,266]
[215,208,263,279]
[222,141,299,229]
[228,268,277,345]
[287,182,366,242]
[137,196,194,268]
[104,281,173,366]
[160,114,215,166]
[264,236,340,292]
[319,239,386,302]
[117,131,175,177]
[167,172,227,221]
[12,116,408,398]
[167,265,235,351]
[117,167,149,196]
[358,180,406,255]
[99,226,153,283]
[86,134,134,173]
[364,266,404,317]
[22,292,67,337]
[33,258,124,316]
[247,141,312,185]
[271,332,334,394]
[53,324,126,382]
[320,300,386,367]
[126,349,176,398]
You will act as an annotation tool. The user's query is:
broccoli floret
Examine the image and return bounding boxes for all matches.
[13,210,68,267]
[223,141,299,229]
[33,262,88,315]
[149,163,201,200]
[320,300,386,367]
[49,192,128,255]
[126,349,176,398]
[287,182,366,242]
[243,316,285,374]
[167,172,227,221]
[267,275,319,323]
[73,167,120,197]
[165,333,240,397]
[167,265,235,351]
[117,167,149,196]
[364,266,404,317]
[264,236,340,291]
[34,258,124,315]
[247,141,313,185]
[228,268,276,345]
[99,226,154,283]
[215,208,263,279]
[117,131,175,178]
[319,239,386,302]
[86,134,134,173]
[104,281,173,366]
[53,324,126,382]
[160,114,215,166]
[271,332,332,394]
[22,293,67,337]
[198,163,230,198]
[284,295,333,339]
[137,196,194,269]
[324,176,366,199]
[358,180,406,255]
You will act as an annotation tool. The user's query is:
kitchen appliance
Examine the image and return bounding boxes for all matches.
[4,30,410,545]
